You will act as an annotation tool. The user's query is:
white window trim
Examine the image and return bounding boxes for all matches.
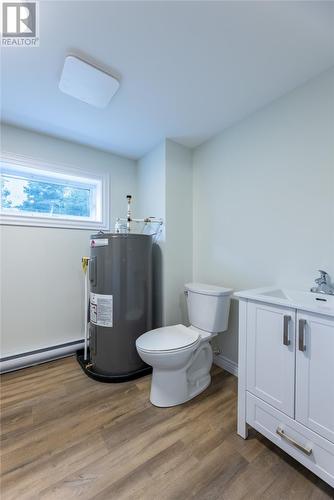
[0,151,110,230]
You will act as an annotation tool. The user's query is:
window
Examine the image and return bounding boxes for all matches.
[0,153,109,229]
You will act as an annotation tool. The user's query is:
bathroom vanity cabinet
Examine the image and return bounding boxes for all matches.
[235,288,334,488]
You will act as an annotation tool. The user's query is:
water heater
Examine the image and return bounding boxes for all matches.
[82,232,153,381]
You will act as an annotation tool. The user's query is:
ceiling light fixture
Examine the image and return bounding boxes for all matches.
[59,55,120,108]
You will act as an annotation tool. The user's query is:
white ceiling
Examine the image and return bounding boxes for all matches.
[1,1,334,159]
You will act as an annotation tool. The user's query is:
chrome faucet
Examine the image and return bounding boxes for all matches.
[310,270,334,296]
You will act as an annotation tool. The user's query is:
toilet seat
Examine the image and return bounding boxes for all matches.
[136,324,200,353]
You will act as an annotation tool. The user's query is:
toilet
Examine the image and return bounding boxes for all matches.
[136,283,232,407]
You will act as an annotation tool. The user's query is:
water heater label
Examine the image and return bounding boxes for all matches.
[90,239,109,248]
[90,293,113,327]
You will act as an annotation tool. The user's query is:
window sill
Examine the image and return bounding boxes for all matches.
[0,214,109,231]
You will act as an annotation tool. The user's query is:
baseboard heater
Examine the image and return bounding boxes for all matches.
[0,339,84,374]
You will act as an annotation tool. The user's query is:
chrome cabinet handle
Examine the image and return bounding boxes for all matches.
[298,319,307,352]
[276,427,312,456]
[283,315,291,346]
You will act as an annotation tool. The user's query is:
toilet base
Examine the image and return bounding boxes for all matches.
[150,370,211,407]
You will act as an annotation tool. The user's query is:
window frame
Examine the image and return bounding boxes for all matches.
[0,152,110,230]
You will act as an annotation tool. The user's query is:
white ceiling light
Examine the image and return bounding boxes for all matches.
[59,55,120,108]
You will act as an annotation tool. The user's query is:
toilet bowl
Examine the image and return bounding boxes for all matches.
[136,283,232,407]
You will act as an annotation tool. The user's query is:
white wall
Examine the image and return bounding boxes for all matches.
[193,68,334,364]
[165,140,193,326]
[0,124,137,357]
[136,139,193,327]
[1,129,192,359]
[137,141,166,328]
[2,69,333,369]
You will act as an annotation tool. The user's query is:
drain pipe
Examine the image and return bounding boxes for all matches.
[127,194,132,232]
[82,257,90,361]
[115,195,164,235]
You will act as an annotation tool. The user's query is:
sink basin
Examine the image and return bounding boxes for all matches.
[261,289,289,300]
[234,286,334,317]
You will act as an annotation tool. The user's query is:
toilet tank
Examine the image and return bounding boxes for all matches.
[185,283,233,333]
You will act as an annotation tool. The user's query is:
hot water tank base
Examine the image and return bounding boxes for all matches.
[76,349,152,382]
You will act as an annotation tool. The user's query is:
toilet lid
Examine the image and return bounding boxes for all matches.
[185,282,233,296]
[136,324,200,352]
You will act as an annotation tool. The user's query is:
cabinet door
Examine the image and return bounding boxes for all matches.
[246,301,295,417]
[296,312,334,443]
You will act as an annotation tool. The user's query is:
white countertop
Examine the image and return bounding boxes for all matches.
[234,286,334,318]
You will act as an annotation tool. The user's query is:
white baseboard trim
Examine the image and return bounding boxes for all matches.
[214,353,238,377]
[0,340,84,374]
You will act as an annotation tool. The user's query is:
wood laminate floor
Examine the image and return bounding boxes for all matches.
[0,357,333,500]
